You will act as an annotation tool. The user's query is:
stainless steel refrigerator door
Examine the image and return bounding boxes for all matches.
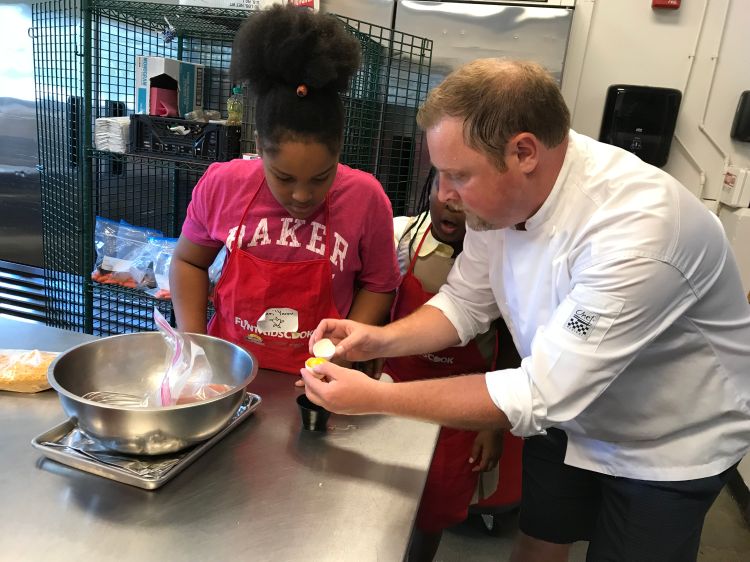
[320,0,395,28]
[395,1,574,89]
[0,2,42,268]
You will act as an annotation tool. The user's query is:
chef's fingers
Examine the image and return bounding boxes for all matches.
[303,362,383,416]
[300,368,328,406]
[294,377,305,388]
[333,329,373,361]
[301,365,328,382]
[309,318,345,353]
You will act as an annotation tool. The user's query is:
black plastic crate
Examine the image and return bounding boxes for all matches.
[129,115,241,162]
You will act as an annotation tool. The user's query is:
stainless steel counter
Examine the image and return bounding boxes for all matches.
[0,317,439,561]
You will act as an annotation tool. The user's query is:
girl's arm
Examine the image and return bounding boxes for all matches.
[346,287,395,326]
[169,235,222,333]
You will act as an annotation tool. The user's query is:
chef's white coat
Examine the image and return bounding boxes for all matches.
[429,130,750,481]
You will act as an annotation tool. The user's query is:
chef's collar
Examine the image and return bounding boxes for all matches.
[522,130,575,231]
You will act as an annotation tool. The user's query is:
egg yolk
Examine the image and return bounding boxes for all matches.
[305,357,328,370]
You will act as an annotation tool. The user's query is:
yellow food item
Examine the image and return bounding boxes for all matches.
[305,357,328,370]
[0,349,59,393]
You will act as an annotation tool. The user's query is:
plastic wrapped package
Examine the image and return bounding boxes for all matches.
[92,217,163,289]
[94,116,130,153]
[129,242,158,290]
[208,246,228,300]
[0,349,59,393]
[144,237,178,300]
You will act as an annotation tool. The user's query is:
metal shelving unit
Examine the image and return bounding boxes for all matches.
[31,0,432,335]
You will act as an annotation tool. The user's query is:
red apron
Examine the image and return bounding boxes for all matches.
[385,227,522,531]
[208,177,340,374]
[385,227,489,380]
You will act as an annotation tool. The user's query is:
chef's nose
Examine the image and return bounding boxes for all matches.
[437,174,458,204]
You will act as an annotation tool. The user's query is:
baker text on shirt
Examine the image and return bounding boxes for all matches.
[226,218,349,271]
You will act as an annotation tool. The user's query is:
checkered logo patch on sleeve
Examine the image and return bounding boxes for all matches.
[564,308,600,340]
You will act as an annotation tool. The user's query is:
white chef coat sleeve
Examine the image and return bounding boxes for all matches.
[486,255,698,437]
[427,230,500,346]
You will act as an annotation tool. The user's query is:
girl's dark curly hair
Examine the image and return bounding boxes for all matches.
[230,5,361,156]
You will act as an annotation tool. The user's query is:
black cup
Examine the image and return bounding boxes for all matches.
[296,394,331,431]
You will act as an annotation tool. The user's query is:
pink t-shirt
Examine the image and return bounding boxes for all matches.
[181,159,400,317]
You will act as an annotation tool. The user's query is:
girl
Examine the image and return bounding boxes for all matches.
[387,169,523,561]
[170,5,400,374]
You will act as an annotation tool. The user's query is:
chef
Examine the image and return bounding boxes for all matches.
[302,59,750,561]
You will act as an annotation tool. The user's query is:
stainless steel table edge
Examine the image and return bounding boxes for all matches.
[31,392,262,490]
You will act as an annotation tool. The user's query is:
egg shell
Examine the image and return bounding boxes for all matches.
[312,338,336,360]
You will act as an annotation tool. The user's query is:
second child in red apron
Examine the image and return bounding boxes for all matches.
[384,169,522,561]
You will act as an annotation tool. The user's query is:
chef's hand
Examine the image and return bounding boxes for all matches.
[309,319,388,363]
[294,356,352,388]
[300,360,381,415]
[470,429,504,472]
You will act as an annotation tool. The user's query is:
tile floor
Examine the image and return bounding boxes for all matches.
[435,487,750,561]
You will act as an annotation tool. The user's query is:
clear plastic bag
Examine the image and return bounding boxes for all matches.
[0,349,59,393]
[152,308,224,406]
[145,237,178,300]
[208,246,228,299]
[129,243,158,290]
[92,217,163,289]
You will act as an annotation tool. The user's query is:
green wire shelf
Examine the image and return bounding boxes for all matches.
[33,0,432,335]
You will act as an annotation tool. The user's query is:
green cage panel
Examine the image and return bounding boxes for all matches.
[32,0,432,335]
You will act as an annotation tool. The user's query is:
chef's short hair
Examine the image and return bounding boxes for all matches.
[230,5,361,156]
[417,59,570,171]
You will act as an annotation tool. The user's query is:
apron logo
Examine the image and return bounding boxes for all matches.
[564,308,599,340]
[422,353,454,364]
[245,333,264,345]
[236,315,313,339]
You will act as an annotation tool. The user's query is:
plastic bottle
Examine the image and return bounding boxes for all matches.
[226,86,244,126]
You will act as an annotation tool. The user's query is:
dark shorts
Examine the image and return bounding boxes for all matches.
[519,428,734,561]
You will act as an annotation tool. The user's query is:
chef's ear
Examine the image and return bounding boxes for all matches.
[255,132,263,157]
[509,133,539,174]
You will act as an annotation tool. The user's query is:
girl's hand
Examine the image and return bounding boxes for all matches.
[469,429,505,472]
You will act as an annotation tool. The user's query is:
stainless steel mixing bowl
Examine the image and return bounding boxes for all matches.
[48,332,258,455]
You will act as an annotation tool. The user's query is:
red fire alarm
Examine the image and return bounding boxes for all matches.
[653,0,680,8]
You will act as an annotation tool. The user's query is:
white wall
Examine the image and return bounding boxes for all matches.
[564,0,750,194]
[562,0,750,293]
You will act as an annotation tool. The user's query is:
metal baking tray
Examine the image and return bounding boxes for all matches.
[31,392,261,490]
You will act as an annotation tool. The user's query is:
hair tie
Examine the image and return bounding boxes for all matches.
[296,84,308,98]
